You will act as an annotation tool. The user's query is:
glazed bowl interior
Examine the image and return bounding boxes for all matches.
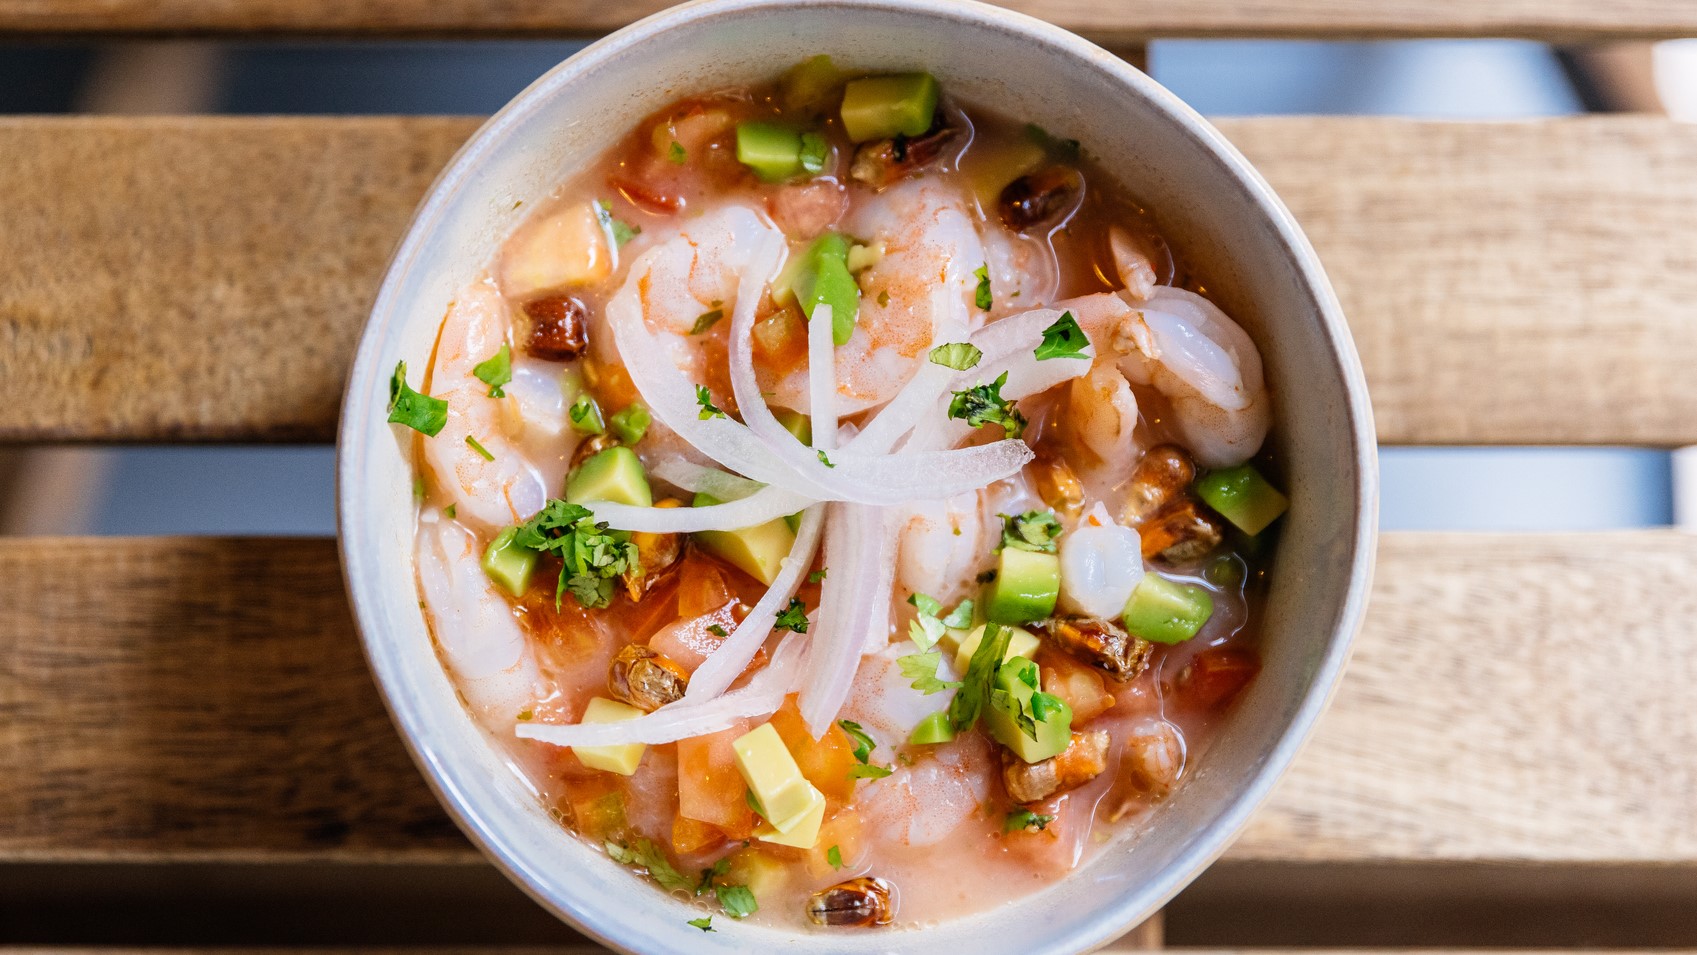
[337,0,1377,951]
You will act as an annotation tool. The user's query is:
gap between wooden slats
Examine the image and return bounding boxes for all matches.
[2,0,1697,40]
[0,532,1691,865]
[2,116,1695,445]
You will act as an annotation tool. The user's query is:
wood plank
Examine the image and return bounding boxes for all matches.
[3,116,1695,446]
[3,0,1697,41]
[1,532,1693,866]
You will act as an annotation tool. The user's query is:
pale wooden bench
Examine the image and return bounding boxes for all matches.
[2,1,1696,950]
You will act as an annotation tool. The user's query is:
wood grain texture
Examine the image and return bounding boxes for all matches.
[1,532,1693,866]
[3,0,1697,40]
[4,115,1697,445]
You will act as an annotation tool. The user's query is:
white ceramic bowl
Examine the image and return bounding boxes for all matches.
[338,0,1378,951]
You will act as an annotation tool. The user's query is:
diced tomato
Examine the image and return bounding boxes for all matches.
[1039,653,1116,724]
[807,810,863,877]
[676,720,757,839]
[676,555,733,618]
[564,776,628,840]
[610,173,682,214]
[672,814,727,855]
[751,306,808,370]
[1177,645,1261,710]
[768,696,858,804]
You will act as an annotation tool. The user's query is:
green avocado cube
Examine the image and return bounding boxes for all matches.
[1195,464,1289,535]
[692,492,798,586]
[839,72,939,142]
[736,121,804,182]
[908,711,956,746]
[1122,573,1214,644]
[480,526,536,598]
[982,656,1072,763]
[983,548,1060,625]
[792,233,860,345]
[565,446,652,507]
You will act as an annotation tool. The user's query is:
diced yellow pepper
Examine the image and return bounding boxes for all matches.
[571,697,647,776]
[952,623,1042,675]
[755,783,826,848]
[498,200,611,298]
[732,723,814,832]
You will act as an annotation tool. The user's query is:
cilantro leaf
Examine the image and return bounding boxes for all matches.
[569,394,605,435]
[946,371,1027,439]
[596,199,641,247]
[940,598,975,630]
[773,598,809,633]
[465,434,495,461]
[688,916,714,932]
[848,763,894,780]
[716,884,759,919]
[696,385,728,420]
[808,568,828,583]
[837,719,876,763]
[898,651,962,696]
[1030,690,1066,723]
[816,449,835,468]
[799,131,828,175]
[826,845,844,869]
[1001,510,1063,553]
[974,264,992,311]
[604,838,693,894]
[707,623,729,638]
[1025,122,1081,160]
[386,361,449,436]
[511,499,639,610]
[690,308,725,335]
[472,344,513,398]
[694,857,732,896]
[908,593,944,618]
[1035,310,1090,361]
[1004,808,1056,833]
[929,341,983,370]
[949,622,1013,732]
[669,141,687,165]
[609,403,651,444]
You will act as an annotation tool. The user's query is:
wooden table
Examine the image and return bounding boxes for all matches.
[2,1,1695,950]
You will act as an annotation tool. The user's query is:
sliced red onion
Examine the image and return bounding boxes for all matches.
[586,488,811,534]
[650,458,765,500]
[808,302,839,451]
[514,632,808,748]
[683,503,826,701]
[797,502,895,737]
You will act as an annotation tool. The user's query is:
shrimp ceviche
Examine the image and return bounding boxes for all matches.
[388,58,1289,932]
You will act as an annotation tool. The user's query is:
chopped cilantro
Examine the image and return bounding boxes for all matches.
[1035,310,1090,361]
[694,857,731,896]
[605,838,694,894]
[472,343,513,398]
[511,499,639,610]
[947,371,1027,439]
[386,361,449,436]
[877,289,890,307]
[1025,122,1081,160]
[1030,689,1066,723]
[808,568,828,583]
[907,593,974,651]
[465,434,495,461]
[696,385,728,420]
[688,916,714,932]
[669,141,687,165]
[837,719,876,763]
[1001,510,1063,553]
[569,394,605,435]
[974,263,992,311]
[609,403,651,444]
[898,650,962,696]
[690,308,725,335]
[1004,808,1056,833]
[596,199,641,247]
[929,341,983,370]
[848,763,894,780]
[707,623,729,638]
[816,448,834,468]
[773,597,810,633]
[941,598,974,629]
[444,503,456,520]
[716,884,759,919]
[909,593,944,617]
[949,622,1012,732]
[799,131,828,175]
[516,709,534,721]
[826,845,844,869]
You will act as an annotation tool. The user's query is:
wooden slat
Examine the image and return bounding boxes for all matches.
[3,0,1697,41]
[4,115,1696,446]
[1,531,1693,865]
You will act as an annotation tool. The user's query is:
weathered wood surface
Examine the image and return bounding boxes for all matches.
[1,532,1692,865]
[3,115,1695,446]
[2,0,1697,40]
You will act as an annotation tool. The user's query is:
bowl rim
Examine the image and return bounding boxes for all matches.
[336,0,1380,950]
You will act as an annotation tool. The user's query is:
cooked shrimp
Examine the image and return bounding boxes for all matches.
[423,279,550,530]
[855,732,994,848]
[892,490,988,606]
[1064,361,1142,484]
[983,221,1059,312]
[416,508,545,722]
[1109,227,1157,302]
[773,178,985,414]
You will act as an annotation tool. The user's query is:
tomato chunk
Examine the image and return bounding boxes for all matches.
[769,696,858,804]
[1178,645,1261,710]
[676,720,757,839]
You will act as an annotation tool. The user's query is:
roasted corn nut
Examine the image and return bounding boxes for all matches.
[806,876,895,927]
[607,644,690,711]
[1001,729,1111,804]
[1033,616,1153,683]
[1120,444,1196,524]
